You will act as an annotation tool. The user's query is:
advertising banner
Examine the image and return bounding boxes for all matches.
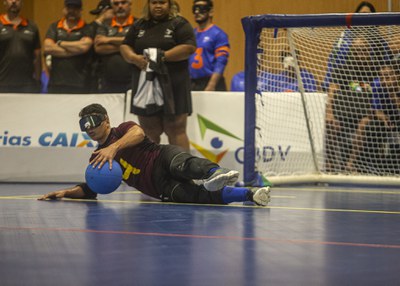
[0,93,125,182]
[0,92,324,182]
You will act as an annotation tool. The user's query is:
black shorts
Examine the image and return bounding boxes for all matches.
[191,76,227,91]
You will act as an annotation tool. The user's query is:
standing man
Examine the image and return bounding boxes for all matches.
[89,0,114,93]
[0,0,41,93]
[94,0,135,93]
[43,0,93,94]
[189,0,230,91]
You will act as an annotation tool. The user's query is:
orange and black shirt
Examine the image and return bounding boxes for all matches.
[45,18,93,89]
[0,15,40,87]
[95,15,135,84]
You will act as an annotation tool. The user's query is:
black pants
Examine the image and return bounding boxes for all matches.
[357,119,400,174]
[100,80,131,94]
[0,83,40,93]
[191,76,227,91]
[47,85,89,94]
[152,145,224,204]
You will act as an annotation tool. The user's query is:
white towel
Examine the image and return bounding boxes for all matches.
[132,48,164,114]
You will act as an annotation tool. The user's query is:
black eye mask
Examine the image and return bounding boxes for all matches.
[79,114,105,131]
[192,4,211,14]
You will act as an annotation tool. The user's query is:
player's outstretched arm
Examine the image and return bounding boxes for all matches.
[38,185,86,200]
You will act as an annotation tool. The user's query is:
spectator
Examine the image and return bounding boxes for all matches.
[43,0,94,94]
[90,0,114,28]
[94,0,135,93]
[0,0,41,93]
[189,0,230,91]
[355,1,376,13]
[259,50,317,92]
[346,61,400,174]
[324,37,378,172]
[120,0,196,151]
[88,0,114,93]
[321,1,390,91]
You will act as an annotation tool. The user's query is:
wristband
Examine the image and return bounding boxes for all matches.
[56,40,62,46]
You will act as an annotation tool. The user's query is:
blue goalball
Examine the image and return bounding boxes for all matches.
[85,160,123,194]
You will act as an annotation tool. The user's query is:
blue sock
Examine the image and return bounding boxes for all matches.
[208,167,219,175]
[221,186,250,204]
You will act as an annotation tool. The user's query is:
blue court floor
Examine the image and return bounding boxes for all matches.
[0,183,399,286]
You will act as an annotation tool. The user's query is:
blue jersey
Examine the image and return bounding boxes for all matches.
[258,69,317,92]
[189,24,230,79]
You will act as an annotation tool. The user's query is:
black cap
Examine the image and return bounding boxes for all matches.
[193,0,213,8]
[64,0,82,8]
[90,0,112,15]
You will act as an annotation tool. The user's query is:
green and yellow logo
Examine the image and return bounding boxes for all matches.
[190,114,242,163]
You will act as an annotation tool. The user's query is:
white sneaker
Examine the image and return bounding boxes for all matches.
[252,187,271,206]
[203,168,239,191]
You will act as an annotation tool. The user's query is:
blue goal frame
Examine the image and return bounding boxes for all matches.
[241,13,400,185]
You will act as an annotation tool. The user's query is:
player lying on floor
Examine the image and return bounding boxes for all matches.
[38,103,270,206]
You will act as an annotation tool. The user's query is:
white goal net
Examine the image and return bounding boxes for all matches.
[242,14,400,186]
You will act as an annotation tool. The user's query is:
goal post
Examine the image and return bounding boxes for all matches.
[241,13,400,187]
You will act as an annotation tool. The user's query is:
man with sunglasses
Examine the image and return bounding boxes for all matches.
[38,103,270,206]
[88,0,114,93]
[189,0,230,91]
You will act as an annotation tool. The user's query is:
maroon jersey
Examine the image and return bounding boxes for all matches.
[89,121,161,198]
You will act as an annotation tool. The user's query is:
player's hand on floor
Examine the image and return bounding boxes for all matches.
[38,190,67,200]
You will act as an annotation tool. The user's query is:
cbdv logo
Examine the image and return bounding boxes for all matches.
[0,130,96,147]
[235,145,291,164]
[191,114,242,163]
[190,116,291,164]
[256,145,292,163]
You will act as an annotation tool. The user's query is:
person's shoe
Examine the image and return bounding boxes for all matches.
[203,168,239,191]
[251,187,271,206]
